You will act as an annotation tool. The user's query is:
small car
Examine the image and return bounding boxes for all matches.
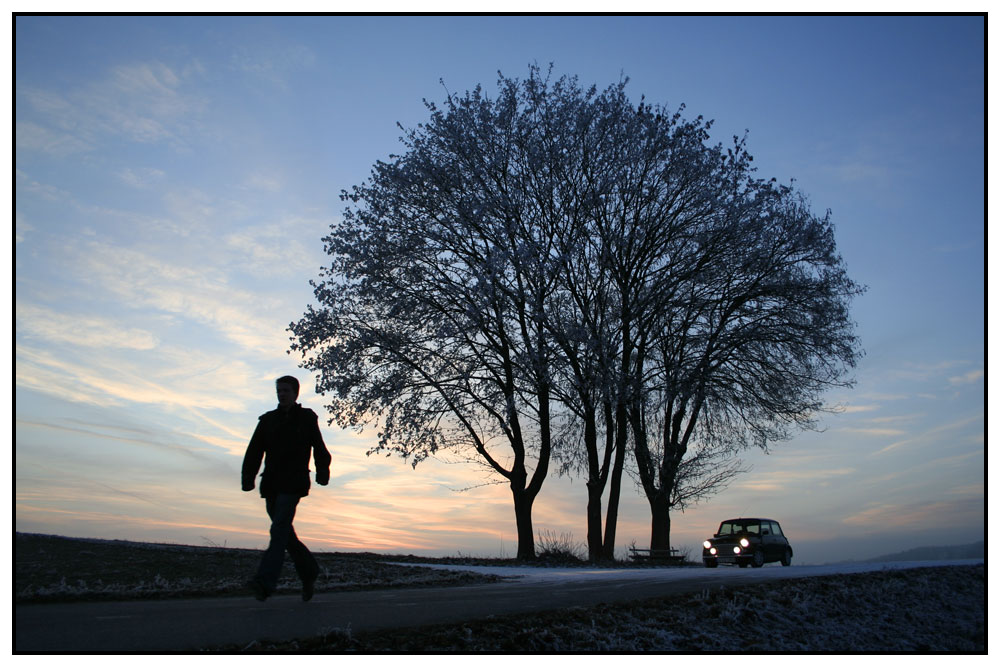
[702,518,792,568]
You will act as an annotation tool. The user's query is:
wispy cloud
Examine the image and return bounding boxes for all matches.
[14,501,261,545]
[840,404,881,414]
[89,62,203,144]
[71,239,291,356]
[229,44,316,87]
[15,168,72,201]
[15,213,34,244]
[16,120,90,156]
[890,360,971,383]
[735,467,855,493]
[872,414,984,457]
[868,448,983,486]
[857,393,911,401]
[16,343,259,413]
[16,302,160,350]
[17,60,205,153]
[948,482,984,497]
[841,496,983,530]
[948,369,983,385]
[862,413,923,425]
[320,471,515,552]
[839,426,906,437]
[118,166,166,188]
[240,171,283,193]
[224,219,320,277]
[20,418,210,464]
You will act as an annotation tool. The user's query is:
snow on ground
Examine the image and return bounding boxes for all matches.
[391,558,985,583]
[276,559,985,652]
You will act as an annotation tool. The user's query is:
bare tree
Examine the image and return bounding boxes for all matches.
[291,67,600,559]
[291,66,863,561]
[627,137,865,552]
[575,98,735,559]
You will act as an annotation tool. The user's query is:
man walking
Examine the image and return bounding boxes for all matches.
[242,375,332,601]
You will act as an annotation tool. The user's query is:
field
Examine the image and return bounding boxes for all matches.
[15,532,503,602]
[15,533,986,652]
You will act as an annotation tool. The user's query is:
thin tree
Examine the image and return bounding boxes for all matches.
[577,98,733,559]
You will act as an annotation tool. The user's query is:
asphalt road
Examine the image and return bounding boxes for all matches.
[15,560,978,652]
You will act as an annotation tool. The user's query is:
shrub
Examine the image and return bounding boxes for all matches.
[535,530,586,564]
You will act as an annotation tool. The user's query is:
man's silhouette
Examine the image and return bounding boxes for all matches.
[242,375,331,601]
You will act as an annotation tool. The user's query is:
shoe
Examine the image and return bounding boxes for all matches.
[302,576,316,602]
[248,578,269,601]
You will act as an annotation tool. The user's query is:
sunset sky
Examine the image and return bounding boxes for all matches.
[15,15,984,564]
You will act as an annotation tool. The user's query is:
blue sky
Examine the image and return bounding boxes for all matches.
[14,15,984,563]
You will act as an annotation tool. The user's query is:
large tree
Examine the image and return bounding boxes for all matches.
[291,68,599,559]
[291,66,863,560]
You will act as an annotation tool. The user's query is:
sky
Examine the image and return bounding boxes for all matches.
[13,15,985,565]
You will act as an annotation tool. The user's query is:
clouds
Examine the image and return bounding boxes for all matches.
[841,496,983,531]
[16,416,226,469]
[229,43,317,88]
[224,219,322,278]
[16,137,331,422]
[64,238,291,357]
[734,466,856,494]
[948,369,984,386]
[118,167,166,189]
[840,426,907,438]
[871,414,984,458]
[16,120,91,156]
[17,302,159,350]
[17,61,205,154]
[15,342,259,413]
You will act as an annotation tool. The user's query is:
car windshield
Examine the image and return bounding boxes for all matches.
[718,520,760,535]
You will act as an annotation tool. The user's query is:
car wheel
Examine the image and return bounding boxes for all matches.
[704,559,717,568]
[781,548,792,566]
[751,550,765,568]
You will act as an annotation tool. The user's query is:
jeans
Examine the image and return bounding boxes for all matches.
[255,493,319,593]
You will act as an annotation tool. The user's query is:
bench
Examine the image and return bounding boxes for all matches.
[628,547,685,564]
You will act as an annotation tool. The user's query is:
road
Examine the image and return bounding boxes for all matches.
[14,559,979,652]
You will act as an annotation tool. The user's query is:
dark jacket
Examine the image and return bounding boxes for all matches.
[241,404,332,498]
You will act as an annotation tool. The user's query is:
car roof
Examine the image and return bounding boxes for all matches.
[721,518,779,523]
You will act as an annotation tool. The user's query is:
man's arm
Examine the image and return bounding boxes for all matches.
[309,412,332,486]
[241,418,266,491]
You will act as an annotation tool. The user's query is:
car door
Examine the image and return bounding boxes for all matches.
[768,521,787,559]
[745,521,761,557]
[760,521,774,560]
[768,521,786,560]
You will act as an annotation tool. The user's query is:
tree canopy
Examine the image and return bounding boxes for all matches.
[290,65,863,560]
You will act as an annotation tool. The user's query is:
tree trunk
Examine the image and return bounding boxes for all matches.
[600,401,629,561]
[512,482,536,560]
[520,369,551,561]
[602,309,633,562]
[582,406,604,562]
[586,480,603,561]
[649,492,671,552]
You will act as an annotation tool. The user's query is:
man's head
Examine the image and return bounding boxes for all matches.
[275,375,300,408]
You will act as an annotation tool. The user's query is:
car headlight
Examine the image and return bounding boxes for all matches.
[703,541,712,549]
[709,547,717,555]
[733,546,741,554]
[740,538,750,548]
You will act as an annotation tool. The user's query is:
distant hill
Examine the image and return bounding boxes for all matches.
[866,541,984,563]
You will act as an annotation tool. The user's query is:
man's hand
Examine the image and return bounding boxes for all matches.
[242,483,255,492]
